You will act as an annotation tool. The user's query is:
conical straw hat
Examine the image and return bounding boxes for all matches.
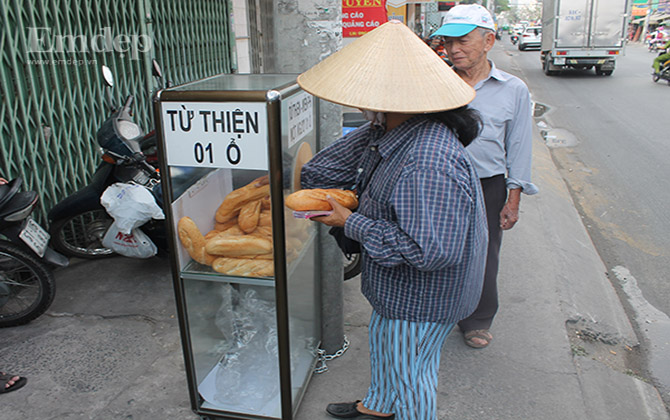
[297,20,475,113]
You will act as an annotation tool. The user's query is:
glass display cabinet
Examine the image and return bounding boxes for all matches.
[153,74,321,420]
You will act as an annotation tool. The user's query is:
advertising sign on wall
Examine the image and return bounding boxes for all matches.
[343,0,389,37]
[387,5,407,23]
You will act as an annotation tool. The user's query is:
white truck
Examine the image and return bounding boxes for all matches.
[541,0,630,76]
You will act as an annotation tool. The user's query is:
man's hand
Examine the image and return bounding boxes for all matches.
[310,195,352,227]
[0,178,7,185]
[499,203,519,230]
[500,188,521,231]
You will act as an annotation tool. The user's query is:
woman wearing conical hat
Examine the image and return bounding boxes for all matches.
[299,21,488,420]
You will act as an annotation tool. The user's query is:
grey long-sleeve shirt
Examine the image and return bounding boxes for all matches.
[466,60,539,195]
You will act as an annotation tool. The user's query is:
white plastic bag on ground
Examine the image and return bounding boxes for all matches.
[101,224,158,258]
[101,183,164,234]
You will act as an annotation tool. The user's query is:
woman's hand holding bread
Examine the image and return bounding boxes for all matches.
[284,188,357,211]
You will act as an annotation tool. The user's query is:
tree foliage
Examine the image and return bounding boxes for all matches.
[495,0,510,13]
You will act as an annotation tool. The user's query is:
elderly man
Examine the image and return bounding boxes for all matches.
[297,20,488,420]
[432,5,538,349]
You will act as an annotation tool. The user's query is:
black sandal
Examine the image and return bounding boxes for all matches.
[326,400,395,419]
[0,372,27,394]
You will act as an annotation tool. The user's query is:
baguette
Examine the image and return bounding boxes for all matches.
[215,182,270,223]
[177,217,217,266]
[238,199,261,233]
[204,230,220,241]
[235,253,273,260]
[250,225,273,238]
[285,188,358,211]
[259,209,272,227]
[212,257,274,277]
[205,235,273,257]
[214,218,238,232]
[220,225,245,237]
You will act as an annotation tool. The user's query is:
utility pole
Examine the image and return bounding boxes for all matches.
[273,0,345,355]
[642,0,652,41]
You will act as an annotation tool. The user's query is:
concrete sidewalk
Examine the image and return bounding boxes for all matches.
[1,130,667,420]
[296,129,669,420]
[1,100,668,420]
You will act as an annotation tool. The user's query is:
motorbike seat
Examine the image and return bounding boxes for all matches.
[0,191,38,219]
[0,178,22,210]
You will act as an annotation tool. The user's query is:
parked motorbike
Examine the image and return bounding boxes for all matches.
[48,64,164,259]
[652,51,670,86]
[0,178,68,327]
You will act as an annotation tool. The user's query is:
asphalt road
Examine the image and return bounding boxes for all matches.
[490,38,670,400]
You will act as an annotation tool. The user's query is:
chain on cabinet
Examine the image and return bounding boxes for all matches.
[154,74,321,420]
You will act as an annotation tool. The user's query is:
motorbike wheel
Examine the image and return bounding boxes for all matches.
[0,241,56,327]
[50,209,114,259]
[343,253,362,280]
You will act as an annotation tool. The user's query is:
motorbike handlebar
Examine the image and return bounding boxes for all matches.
[123,95,134,110]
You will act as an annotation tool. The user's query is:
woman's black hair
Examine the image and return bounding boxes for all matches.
[426,106,482,147]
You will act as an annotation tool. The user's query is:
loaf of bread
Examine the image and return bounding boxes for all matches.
[205,234,273,257]
[177,217,217,266]
[215,182,270,223]
[214,218,238,232]
[285,189,358,211]
[204,230,220,241]
[220,225,245,237]
[250,225,273,238]
[235,253,273,260]
[259,209,272,227]
[238,199,261,233]
[212,257,274,277]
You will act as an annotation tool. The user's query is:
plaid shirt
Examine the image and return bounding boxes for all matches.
[302,116,487,323]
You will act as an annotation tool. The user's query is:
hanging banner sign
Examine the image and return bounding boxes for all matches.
[631,6,647,17]
[286,92,314,149]
[161,102,268,170]
[387,5,406,23]
[343,0,388,38]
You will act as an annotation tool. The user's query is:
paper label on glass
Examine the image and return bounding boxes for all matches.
[286,92,314,149]
[161,102,268,170]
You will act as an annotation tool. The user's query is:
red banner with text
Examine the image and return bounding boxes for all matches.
[343,0,388,38]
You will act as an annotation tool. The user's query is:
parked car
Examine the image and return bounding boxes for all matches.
[510,24,523,35]
[519,26,542,51]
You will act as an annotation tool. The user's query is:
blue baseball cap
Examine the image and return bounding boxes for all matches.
[431,4,495,38]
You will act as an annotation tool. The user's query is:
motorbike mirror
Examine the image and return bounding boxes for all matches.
[102,65,114,87]
[151,59,163,79]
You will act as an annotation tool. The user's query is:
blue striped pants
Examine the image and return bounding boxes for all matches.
[362,310,455,420]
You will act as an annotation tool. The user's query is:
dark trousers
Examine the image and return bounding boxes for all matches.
[458,174,507,332]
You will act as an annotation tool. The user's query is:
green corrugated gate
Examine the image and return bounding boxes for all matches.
[0,0,236,222]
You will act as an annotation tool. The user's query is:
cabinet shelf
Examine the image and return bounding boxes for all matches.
[179,229,316,287]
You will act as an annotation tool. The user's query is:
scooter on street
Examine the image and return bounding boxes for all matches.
[0,178,68,327]
[649,38,667,53]
[48,64,164,259]
[652,58,670,86]
[510,33,519,45]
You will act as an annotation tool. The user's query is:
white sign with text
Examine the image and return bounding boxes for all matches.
[286,92,314,149]
[161,102,268,170]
